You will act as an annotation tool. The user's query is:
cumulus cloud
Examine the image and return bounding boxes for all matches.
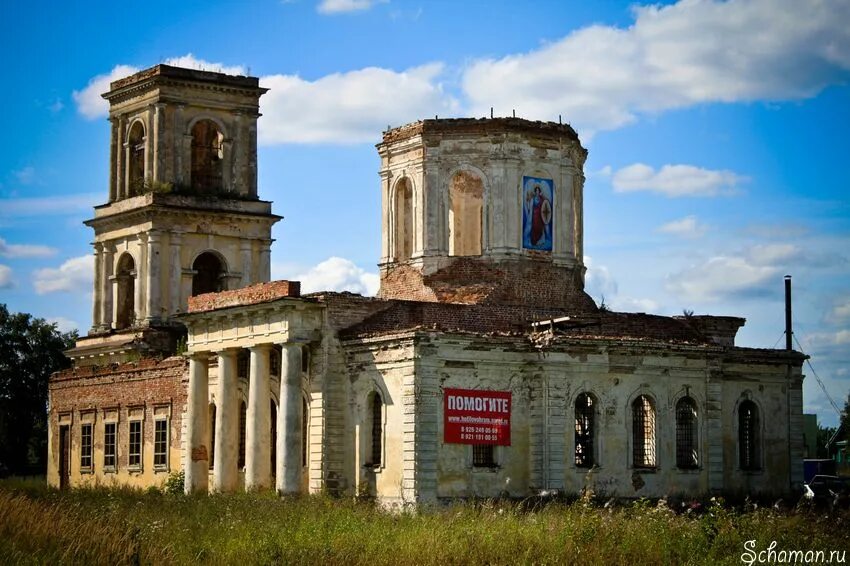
[259,64,457,144]
[612,296,661,314]
[462,0,850,135]
[276,257,379,295]
[317,0,386,14]
[584,255,617,302]
[612,163,746,197]
[47,316,80,333]
[665,243,815,303]
[657,215,708,238]
[0,264,13,289]
[827,298,850,324]
[73,55,246,119]
[33,255,93,294]
[0,237,57,259]
[0,192,100,217]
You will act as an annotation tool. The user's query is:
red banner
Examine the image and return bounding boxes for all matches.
[444,388,511,445]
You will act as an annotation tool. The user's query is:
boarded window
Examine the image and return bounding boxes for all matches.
[103,422,117,470]
[676,397,699,469]
[473,445,496,468]
[129,420,142,469]
[127,121,145,196]
[115,253,135,330]
[632,395,656,468]
[209,404,216,470]
[574,393,594,468]
[154,419,168,469]
[192,252,225,296]
[448,171,483,256]
[80,423,93,470]
[739,400,760,470]
[393,178,413,261]
[367,393,382,467]
[190,119,224,192]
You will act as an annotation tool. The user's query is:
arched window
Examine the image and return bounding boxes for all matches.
[192,252,225,296]
[208,403,216,470]
[191,120,224,192]
[632,395,656,468]
[676,396,699,469]
[575,393,595,468]
[127,121,145,196]
[238,401,247,469]
[738,400,760,470]
[448,171,483,256]
[366,392,383,467]
[115,253,136,329]
[393,178,413,261]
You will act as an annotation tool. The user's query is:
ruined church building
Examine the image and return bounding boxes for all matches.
[48,65,806,503]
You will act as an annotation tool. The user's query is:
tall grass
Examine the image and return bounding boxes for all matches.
[0,479,847,565]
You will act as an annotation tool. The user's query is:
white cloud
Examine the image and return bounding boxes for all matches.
[14,166,36,185]
[276,257,379,295]
[73,56,246,119]
[0,264,13,289]
[0,192,100,217]
[657,215,707,238]
[317,0,386,14]
[33,255,93,294]
[828,299,850,323]
[666,255,778,303]
[72,65,138,119]
[0,237,57,258]
[462,0,850,135]
[612,163,746,197]
[47,316,80,333]
[584,255,617,302]
[259,64,457,144]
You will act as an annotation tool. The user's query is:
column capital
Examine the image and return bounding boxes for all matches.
[248,343,274,353]
[187,351,211,363]
[215,347,241,358]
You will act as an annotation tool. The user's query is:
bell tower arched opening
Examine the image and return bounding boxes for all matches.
[448,170,483,257]
[115,253,136,329]
[127,122,146,196]
[191,120,224,192]
[192,252,226,296]
[393,178,413,261]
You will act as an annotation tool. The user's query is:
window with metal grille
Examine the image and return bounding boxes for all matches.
[367,393,382,467]
[575,393,595,468]
[238,401,247,469]
[473,445,496,468]
[632,395,656,468]
[103,422,116,470]
[302,397,309,467]
[676,397,699,469]
[738,400,760,470]
[80,423,93,470]
[209,404,216,470]
[237,351,249,380]
[154,419,168,469]
[270,348,280,377]
[129,420,142,469]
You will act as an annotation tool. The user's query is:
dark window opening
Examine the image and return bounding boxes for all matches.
[739,400,760,470]
[237,350,249,380]
[154,419,168,469]
[127,121,145,196]
[676,397,699,469]
[632,395,656,468]
[129,420,142,469]
[80,423,93,470]
[367,393,382,467]
[209,404,216,470]
[191,119,224,192]
[104,422,116,470]
[473,445,496,468]
[393,179,413,261]
[238,401,247,469]
[575,393,594,468]
[270,348,280,377]
[115,253,136,329]
[270,400,277,479]
[192,252,225,296]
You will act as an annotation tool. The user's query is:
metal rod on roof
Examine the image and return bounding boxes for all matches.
[785,275,793,351]
[512,109,516,118]
[490,107,494,118]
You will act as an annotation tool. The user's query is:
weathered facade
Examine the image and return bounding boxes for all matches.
[48,65,806,504]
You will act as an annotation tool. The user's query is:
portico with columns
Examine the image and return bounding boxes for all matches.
[180,286,322,494]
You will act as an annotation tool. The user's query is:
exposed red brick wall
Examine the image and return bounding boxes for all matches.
[378,257,597,312]
[188,280,301,313]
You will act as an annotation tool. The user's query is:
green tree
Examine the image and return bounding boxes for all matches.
[0,304,76,476]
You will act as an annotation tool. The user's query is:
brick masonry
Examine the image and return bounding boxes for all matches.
[187,280,301,313]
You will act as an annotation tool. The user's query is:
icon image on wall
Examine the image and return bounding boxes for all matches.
[522,176,554,251]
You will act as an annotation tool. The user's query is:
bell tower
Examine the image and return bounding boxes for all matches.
[376,118,596,312]
[69,65,280,365]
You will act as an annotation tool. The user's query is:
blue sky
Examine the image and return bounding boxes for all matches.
[1,0,848,426]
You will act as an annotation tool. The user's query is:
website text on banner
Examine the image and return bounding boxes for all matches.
[444,388,511,446]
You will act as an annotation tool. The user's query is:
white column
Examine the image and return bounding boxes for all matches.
[277,343,302,494]
[145,231,162,324]
[169,233,183,316]
[90,243,103,333]
[214,349,239,492]
[246,345,271,491]
[101,246,114,330]
[185,352,210,494]
[259,240,272,282]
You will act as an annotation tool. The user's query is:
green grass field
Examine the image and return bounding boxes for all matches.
[1,477,847,565]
